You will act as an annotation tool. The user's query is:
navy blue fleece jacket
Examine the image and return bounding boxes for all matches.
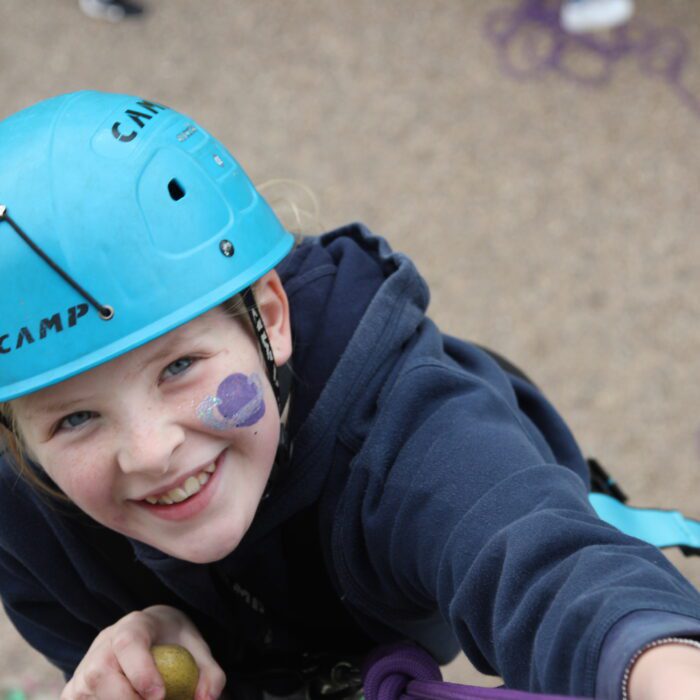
[1,224,700,698]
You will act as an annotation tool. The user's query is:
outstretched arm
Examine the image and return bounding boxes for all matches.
[329,359,700,698]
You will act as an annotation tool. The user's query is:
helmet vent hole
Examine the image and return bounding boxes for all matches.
[168,179,186,201]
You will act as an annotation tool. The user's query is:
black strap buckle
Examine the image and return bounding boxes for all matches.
[588,457,628,503]
[305,658,363,700]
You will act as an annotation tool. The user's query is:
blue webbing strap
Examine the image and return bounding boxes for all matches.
[589,492,700,554]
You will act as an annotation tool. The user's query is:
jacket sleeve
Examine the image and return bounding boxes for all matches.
[0,455,135,682]
[329,357,700,698]
[0,545,97,680]
[596,610,700,699]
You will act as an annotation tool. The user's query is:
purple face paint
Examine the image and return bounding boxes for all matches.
[197,372,266,430]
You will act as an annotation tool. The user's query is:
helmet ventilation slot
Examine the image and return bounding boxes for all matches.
[168,178,186,201]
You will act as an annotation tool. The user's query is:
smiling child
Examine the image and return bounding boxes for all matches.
[2,91,700,700]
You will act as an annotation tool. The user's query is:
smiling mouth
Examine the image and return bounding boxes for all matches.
[143,463,217,505]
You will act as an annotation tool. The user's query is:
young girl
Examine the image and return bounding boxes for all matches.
[1,90,700,700]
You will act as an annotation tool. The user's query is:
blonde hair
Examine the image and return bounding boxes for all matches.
[1,179,317,504]
[258,179,323,236]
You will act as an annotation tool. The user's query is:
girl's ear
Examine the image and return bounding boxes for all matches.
[253,270,292,366]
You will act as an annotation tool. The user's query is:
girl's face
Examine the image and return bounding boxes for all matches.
[13,273,292,563]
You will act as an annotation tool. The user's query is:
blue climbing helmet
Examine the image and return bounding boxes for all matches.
[0,91,294,403]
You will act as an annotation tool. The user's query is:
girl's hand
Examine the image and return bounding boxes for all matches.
[60,604,227,700]
[628,642,700,700]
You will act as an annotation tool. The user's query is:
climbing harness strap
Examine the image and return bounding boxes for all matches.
[587,456,700,554]
[589,492,700,555]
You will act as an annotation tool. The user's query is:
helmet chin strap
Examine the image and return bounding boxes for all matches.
[240,286,292,496]
[240,286,283,413]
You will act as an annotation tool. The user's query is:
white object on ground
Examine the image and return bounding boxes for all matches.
[560,0,635,34]
[78,0,126,22]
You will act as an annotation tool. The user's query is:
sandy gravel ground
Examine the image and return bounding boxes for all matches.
[2,0,700,695]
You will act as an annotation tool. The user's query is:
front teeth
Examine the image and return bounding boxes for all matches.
[144,463,216,505]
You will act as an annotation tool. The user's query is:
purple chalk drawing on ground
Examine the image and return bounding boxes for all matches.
[484,0,700,120]
[197,372,266,430]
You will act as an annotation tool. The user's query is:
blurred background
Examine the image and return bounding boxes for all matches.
[2,0,700,696]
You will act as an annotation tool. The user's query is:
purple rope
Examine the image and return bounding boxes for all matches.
[483,0,700,119]
[361,643,593,700]
[362,642,444,700]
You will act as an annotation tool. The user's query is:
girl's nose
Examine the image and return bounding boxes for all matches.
[116,418,186,475]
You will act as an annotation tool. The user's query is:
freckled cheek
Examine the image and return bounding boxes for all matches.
[45,455,117,511]
[71,473,113,508]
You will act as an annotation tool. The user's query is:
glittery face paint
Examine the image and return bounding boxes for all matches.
[197,372,266,430]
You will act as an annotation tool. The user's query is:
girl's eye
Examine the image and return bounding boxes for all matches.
[59,411,95,431]
[162,356,195,380]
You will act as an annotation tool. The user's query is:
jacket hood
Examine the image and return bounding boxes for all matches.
[129,223,431,569]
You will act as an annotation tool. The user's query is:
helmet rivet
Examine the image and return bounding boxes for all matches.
[219,240,234,257]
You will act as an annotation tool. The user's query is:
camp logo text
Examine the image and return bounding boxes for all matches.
[111,100,168,143]
[0,304,89,355]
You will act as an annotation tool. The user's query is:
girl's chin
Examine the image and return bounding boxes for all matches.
[149,527,245,563]
[159,543,240,564]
